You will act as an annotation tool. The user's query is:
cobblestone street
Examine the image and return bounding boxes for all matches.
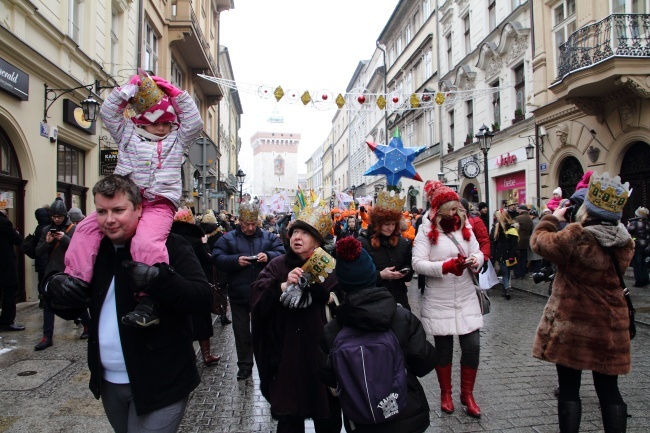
[1,278,649,432]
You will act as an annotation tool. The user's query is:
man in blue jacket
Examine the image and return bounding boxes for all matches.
[212,202,286,380]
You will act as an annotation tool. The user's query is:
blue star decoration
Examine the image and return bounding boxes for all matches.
[363,128,427,186]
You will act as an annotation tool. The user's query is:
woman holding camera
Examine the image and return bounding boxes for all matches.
[34,198,90,350]
[412,181,484,418]
[530,173,634,433]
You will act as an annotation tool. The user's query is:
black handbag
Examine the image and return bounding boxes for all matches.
[608,250,636,340]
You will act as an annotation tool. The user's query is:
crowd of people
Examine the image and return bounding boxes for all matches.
[1,64,646,433]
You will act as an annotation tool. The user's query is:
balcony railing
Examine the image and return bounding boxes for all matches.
[554,14,650,83]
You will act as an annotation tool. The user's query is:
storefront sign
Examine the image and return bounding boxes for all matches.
[496,171,526,191]
[495,152,517,167]
[63,99,96,135]
[100,149,118,175]
[0,58,29,101]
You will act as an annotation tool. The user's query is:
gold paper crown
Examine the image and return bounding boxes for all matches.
[239,202,260,222]
[130,73,164,114]
[586,172,631,214]
[296,205,333,239]
[375,190,406,212]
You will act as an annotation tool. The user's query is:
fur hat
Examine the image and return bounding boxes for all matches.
[370,191,404,230]
[68,207,84,222]
[202,209,217,224]
[174,207,195,224]
[584,172,630,222]
[335,237,376,291]
[49,197,67,216]
[635,206,648,218]
[552,187,562,197]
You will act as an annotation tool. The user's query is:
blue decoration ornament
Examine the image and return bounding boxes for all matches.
[363,128,427,186]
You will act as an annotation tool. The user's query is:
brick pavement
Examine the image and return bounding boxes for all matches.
[1,276,649,432]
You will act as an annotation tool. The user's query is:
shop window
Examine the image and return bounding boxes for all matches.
[57,141,87,212]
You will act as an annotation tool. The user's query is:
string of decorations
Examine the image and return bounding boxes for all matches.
[198,74,512,111]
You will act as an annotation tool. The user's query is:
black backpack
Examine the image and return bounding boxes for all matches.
[20,233,38,259]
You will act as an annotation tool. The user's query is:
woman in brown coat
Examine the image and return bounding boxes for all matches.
[530,172,634,433]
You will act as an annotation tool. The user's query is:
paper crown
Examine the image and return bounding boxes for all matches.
[295,204,332,240]
[375,190,406,212]
[239,202,260,222]
[585,172,631,219]
[130,73,165,114]
[174,207,194,224]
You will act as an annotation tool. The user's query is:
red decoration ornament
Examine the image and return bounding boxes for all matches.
[357,95,366,104]
[322,94,328,100]
[392,96,399,103]
[422,94,431,102]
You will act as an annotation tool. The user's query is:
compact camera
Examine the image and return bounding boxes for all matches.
[533,266,555,284]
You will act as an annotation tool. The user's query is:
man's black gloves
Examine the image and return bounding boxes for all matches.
[122,261,160,292]
[42,273,91,320]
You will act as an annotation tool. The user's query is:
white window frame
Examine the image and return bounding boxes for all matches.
[552,0,577,76]
[110,10,119,76]
[464,14,471,55]
[144,21,159,74]
[489,1,496,32]
[423,0,431,18]
[69,0,82,43]
[424,50,432,78]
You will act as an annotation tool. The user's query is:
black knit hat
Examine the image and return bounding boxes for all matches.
[49,197,67,216]
[335,237,376,291]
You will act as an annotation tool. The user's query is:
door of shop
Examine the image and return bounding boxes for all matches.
[621,141,650,222]
[557,156,584,200]
[0,127,26,301]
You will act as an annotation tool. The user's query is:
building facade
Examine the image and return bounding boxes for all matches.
[0,0,236,301]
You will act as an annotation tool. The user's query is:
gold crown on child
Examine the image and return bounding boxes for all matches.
[239,202,260,222]
[375,190,406,212]
[586,172,631,214]
[296,205,332,239]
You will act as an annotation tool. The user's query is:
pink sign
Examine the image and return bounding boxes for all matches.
[495,171,526,192]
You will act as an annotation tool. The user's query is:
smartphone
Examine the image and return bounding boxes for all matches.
[49,228,59,234]
[399,267,411,273]
[247,256,258,262]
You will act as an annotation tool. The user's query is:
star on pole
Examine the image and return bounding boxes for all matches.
[363,128,427,186]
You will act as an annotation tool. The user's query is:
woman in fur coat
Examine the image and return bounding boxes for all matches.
[530,173,634,433]
[411,181,484,418]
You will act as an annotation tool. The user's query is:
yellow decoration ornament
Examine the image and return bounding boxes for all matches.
[375,190,406,212]
[274,86,285,102]
[409,93,420,109]
[301,90,312,106]
[376,95,387,110]
[335,94,346,109]
[301,247,336,285]
[435,92,445,105]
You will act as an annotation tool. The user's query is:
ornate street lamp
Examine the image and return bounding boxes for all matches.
[236,168,246,203]
[475,124,494,219]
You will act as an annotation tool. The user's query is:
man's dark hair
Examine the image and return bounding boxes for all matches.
[92,174,142,208]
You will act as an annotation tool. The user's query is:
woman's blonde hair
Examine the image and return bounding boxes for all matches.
[434,200,466,228]
[493,209,514,240]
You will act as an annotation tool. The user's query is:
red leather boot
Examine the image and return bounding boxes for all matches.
[435,364,454,413]
[460,365,481,417]
[199,340,221,366]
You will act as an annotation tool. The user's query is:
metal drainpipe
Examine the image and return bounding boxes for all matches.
[137,0,144,68]
[435,7,444,172]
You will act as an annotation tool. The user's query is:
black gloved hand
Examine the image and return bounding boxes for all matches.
[44,273,91,310]
[122,261,160,292]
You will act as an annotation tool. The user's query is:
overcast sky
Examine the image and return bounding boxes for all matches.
[219,0,399,183]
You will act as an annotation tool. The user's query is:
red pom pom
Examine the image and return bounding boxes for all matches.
[336,236,362,262]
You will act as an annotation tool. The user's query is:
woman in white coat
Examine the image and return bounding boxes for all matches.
[412,181,484,418]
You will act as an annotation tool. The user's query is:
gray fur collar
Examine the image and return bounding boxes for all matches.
[583,223,631,248]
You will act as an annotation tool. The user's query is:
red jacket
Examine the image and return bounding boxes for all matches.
[468,215,491,259]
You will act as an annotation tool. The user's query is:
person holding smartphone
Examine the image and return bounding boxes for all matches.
[357,191,414,310]
[34,197,90,350]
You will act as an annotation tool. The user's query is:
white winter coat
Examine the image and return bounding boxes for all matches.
[411,216,484,336]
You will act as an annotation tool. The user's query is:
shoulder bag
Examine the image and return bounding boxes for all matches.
[444,233,490,315]
[607,249,636,340]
